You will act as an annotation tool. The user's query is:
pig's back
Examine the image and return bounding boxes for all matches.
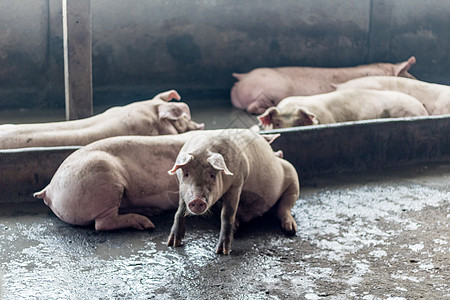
[83,131,201,156]
[296,89,427,122]
[337,76,448,115]
[371,77,447,115]
[326,89,427,120]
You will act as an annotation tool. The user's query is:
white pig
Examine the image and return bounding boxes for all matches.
[167,129,299,254]
[258,89,429,129]
[33,133,200,230]
[335,76,450,115]
[0,90,203,149]
[32,130,279,231]
[231,57,417,114]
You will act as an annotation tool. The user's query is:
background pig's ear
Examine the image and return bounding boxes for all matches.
[247,101,266,114]
[273,150,283,158]
[232,72,247,81]
[207,152,233,176]
[159,103,191,120]
[394,56,416,77]
[258,107,278,126]
[260,133,281,144]
[297,107,318,125]
[168,153,194,175]
[155,90,181,102]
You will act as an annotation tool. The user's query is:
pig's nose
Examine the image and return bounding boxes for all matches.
[188,198,207,215]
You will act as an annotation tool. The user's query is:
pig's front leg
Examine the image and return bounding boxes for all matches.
[216,187,241,255]
[167,202,187,247]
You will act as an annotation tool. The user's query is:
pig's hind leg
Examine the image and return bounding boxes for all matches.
[274,162,300,235]
[95,209,156,231]
[276,191,298,235]
[276,183,299,235]
[92,185,155,231]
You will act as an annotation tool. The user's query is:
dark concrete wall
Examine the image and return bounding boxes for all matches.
[0,0,449,109]
[0,146,80,203]
[266,116,450,179]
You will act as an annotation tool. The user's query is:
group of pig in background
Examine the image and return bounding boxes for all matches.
[1,56,449,254]
[231,56,450,128]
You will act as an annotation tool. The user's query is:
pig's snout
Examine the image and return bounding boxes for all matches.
[188,198,207,215]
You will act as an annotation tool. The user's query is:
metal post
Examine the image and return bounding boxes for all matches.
[62,0,93,120]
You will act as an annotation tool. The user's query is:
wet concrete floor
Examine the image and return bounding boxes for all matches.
[0,162,448,299]
[0,101,449,299]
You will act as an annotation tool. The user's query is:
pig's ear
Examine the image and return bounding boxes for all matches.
[260,133,281,144]
[394,56,416,77]
[297,107,318,125]
[232,72,247,81]
[159,103,191,120]
[207,152,233,176]
[273,150,283,158]
[168,153,193,175]
[155,90,181,102]
[247,101,266,114]
[258,107,278,126]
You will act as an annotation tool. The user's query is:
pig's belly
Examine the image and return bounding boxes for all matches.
[237,190,276,223]
[121,191,179,211]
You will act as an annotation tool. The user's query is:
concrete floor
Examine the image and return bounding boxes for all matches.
[0,162,449,299]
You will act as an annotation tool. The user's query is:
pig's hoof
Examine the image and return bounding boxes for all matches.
[129,216,155,230]
[167,235,183,247]
[281,219,297,236]
[215,244,231,255]
[215,247,230,255]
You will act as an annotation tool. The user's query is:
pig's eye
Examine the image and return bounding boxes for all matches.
[210,173,216,180]
[184,172,189,178]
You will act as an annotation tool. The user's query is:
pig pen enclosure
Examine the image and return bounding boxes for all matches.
[1,1,449,299]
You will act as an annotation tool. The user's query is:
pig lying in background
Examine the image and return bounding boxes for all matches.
[335,76,450,115]
[258,89,428,129]
[231,56,417,114]
[0,90,203,149]
[33,130,282,231]
[167,129,299,254]
[33,133,199,230]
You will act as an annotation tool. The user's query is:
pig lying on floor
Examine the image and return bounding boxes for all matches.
[33,130,286,232]
[167,129,299,255]
[258,89,428,129]
[335,76,450,115]
[33,133,195,230]
[0,90,203,149]
[231,56,417,114]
